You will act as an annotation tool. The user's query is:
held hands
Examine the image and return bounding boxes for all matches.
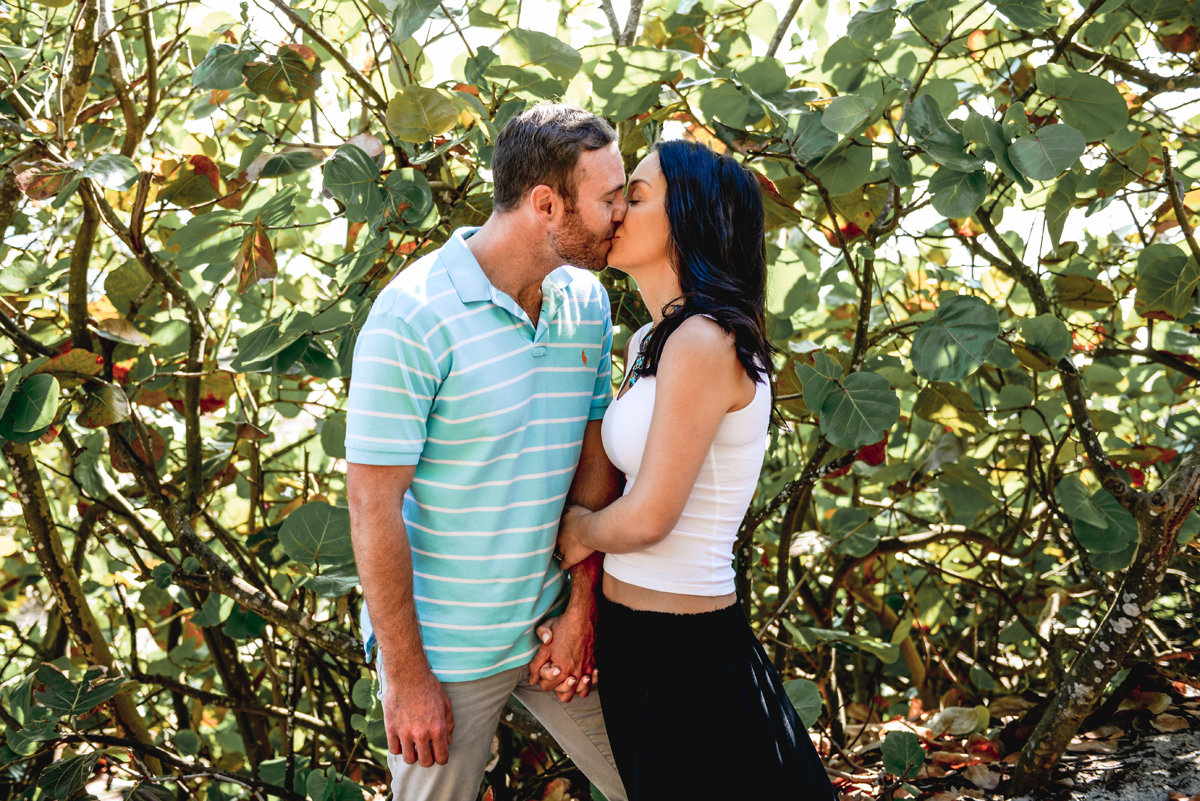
[382,668,455,767]
[556,505,596,571]
[528,611,598,704]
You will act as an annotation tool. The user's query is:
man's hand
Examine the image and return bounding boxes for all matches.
[527,611,598,704]
[382,668,455,767]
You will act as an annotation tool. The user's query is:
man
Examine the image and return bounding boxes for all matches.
[345,104,628,801]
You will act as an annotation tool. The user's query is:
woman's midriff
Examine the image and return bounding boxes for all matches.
[602,572,737,614]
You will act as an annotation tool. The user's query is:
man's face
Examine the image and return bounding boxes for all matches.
[548,142,627,271]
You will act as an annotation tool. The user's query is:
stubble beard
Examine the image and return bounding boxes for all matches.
[548,208,612,272]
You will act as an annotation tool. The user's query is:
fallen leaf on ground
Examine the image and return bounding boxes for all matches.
[988,695,1037,718]
[929,706,983,736]
[1152,713,1189,732]
[963,763,1001,790]
[1119,689,1172,714]
[966,733,1003,761]
[1067,737,1119,753]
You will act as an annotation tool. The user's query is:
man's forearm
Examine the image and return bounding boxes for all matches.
[348,468,429,683]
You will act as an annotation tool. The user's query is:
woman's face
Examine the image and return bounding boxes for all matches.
[607,151,672,278]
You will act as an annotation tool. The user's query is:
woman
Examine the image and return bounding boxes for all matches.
[555,140,837,800]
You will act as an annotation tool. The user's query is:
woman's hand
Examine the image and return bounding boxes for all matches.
[556,505,596,570]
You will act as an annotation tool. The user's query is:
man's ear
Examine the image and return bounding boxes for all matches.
[528,184,559,226]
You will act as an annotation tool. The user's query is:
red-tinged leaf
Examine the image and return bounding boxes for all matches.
[856,431,889,467]
[159,157,222,207]
[189,155,222,194]
[168,371,236,415]
[243,46,323,103]
[39,426,60,444]
[754,171,796,210]
[33,348,104,389]
[235,218,278,293]
[237,423,269,440]
[217,173,248,210]
[1127,466,1146,487]
[77,384,132,428]
[14,158,73,201]
[209,89,232,105]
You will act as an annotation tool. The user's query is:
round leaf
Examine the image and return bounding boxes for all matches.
[818,371,900,451]
[881,730,925,779]
[821,96,874,135]
[192,43,256,90]
[911,294,1000,382]
[1,374,59,434]
[810,144,872,197]
[77,384,132,428]
[324,145,382,224]
[1017,314,1072,363]
[1007,125,1086,181]
[1035,64,1128,141]
[385,86,459,143]
[929,166,987,218]
[1074,490,1138,553]
[279,501,354,566]
[829,507,881,557]
[783,679,823,728]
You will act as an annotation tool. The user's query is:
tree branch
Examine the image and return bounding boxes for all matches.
[767,0,803,57]
[1163,146,1200,267]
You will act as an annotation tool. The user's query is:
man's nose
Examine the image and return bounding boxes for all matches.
[611,195,628,223]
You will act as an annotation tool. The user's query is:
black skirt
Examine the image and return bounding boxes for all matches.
[595,596,839,801]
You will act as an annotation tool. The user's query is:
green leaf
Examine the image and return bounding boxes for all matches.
[937,462,998,517]
[788,111,838,165]
[1008,125,1086,181]
[280,501,355,566]
[307,561,360,598]
[882,730,925,779]
[352,678,376,709]
[38,751,103,800]
[174,729,202,757]
[234,309,313,369]
[1018,314,1073,362]
[1136,243,1199,320]
[913,383,988,435]
[1046,172,1079,253]
[810,144,872,196]
[592,47,680,120]
[783,679,823,728]
[0,374,59,434]
[243,44,323,104]
[829,507,881,557]
[223,604,267,640]
[34,664,125,715]
[1055,475,1108,527]
[77,384,132,428]
[887,141,913,186]
[192,592,233,627]
[379,168,434,231]
[1035,64,1128,141]
[81,154,140,191]
[1074,490,1138,553]
[794,352,841,414]
[929,167,987,218]
[990,0,1057,31]
[388,0,440,43]
[821,96,875,135]
[905,95,985,172]
[258,150,326,179]
[493,28,581,87]
[846,0,898,44]
[911,294,1000,382]
[819,371,901,451]
[307,769,334,801]
[192,43,256,90]
[323,145,382,224]
[967,111,1032,192]
[152,563,175,588]
[386,86,459,143]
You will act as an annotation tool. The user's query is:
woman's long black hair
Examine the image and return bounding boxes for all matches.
[633,139,776,390]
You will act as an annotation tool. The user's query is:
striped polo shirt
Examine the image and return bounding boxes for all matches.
[345,227,613,681]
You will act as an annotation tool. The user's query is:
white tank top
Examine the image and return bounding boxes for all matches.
[600,323,771,596]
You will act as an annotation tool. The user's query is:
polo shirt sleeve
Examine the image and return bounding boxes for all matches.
[589,291,614,421]
[345,309,440,466]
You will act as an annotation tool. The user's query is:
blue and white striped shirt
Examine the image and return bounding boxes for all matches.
[346,227,613,680]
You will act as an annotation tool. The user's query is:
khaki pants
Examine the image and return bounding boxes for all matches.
[378,662,627,801]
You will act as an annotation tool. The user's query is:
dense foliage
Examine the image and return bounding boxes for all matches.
[1,0,1199,797]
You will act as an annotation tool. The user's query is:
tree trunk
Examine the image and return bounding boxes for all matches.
[2,442,161,772]
[1011,450,1200,792]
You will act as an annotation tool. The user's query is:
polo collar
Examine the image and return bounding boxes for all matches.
[442,227,492,304]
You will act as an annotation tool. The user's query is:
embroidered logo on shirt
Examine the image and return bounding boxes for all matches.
[581,349,588,365]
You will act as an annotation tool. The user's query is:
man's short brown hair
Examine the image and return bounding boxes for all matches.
[491,104,617,213]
